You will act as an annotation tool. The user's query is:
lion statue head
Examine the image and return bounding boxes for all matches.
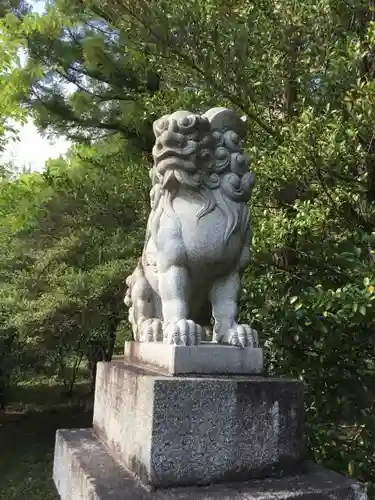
[146,107,255,245]
[151,110,214,192]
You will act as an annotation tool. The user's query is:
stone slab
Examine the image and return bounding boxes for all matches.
[53,428,368,500]
[124,342,264,375]
[92,359,304,488]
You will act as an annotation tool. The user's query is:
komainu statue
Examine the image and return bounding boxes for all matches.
[124,107,259,348]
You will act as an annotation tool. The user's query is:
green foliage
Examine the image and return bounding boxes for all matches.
[0,20,27,150]
[241,236,375,485]
[0,135,149,394]
[0,0,28,18]
[0,1,162,150]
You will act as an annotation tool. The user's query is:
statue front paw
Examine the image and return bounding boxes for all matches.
[140,319,163,342]
[230,324,259,348]
[163,319,202,346]
[217,324,259,348]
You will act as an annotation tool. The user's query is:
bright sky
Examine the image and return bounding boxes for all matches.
[2,121,71,172]
[1,0,72,172]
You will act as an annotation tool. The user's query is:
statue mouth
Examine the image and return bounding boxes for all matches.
[157,155,197,174]
[162,170,178,189]
[153,143,198,163]
[161,169,203,190]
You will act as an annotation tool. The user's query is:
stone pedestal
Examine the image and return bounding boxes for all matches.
[124,341,264,375]
[54,429,366,500]
[93,358,303,488]
[53,343,367,500]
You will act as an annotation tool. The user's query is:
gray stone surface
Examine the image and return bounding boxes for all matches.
[124,108,259,348]
[53,428,368,500]
[124,341,264,375]
[93,360,304,488]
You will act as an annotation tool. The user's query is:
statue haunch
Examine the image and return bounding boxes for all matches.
[124,107,259,348]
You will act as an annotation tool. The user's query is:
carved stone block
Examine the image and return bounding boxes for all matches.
[92,359,304,488]
[124,341,264,375]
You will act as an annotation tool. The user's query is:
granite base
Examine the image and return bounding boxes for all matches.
[53,429,367,500]
[92,360,304,488]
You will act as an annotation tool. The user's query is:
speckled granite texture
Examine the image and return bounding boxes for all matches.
[92,360,304,488]
[53,429,367,500]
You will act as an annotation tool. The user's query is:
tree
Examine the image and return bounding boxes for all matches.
[0,0,222,155]
[0,0,28,18]
[0,13,28,151]
[0,162,40,408]
[0,135,149,395]
[0,1,159,152]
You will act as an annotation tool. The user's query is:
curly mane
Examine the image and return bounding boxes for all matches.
[148,108,255,246]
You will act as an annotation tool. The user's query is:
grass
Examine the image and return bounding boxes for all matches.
[0,376,93,500]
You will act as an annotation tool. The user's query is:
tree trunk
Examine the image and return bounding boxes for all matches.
[0,366,7,411]
[87,320,118,393]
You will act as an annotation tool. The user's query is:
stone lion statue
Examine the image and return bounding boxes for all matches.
[124,107,258,348]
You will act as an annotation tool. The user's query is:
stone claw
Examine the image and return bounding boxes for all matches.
[163,319,202,346]
[221,324,259,348]
[140,319,163,342]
